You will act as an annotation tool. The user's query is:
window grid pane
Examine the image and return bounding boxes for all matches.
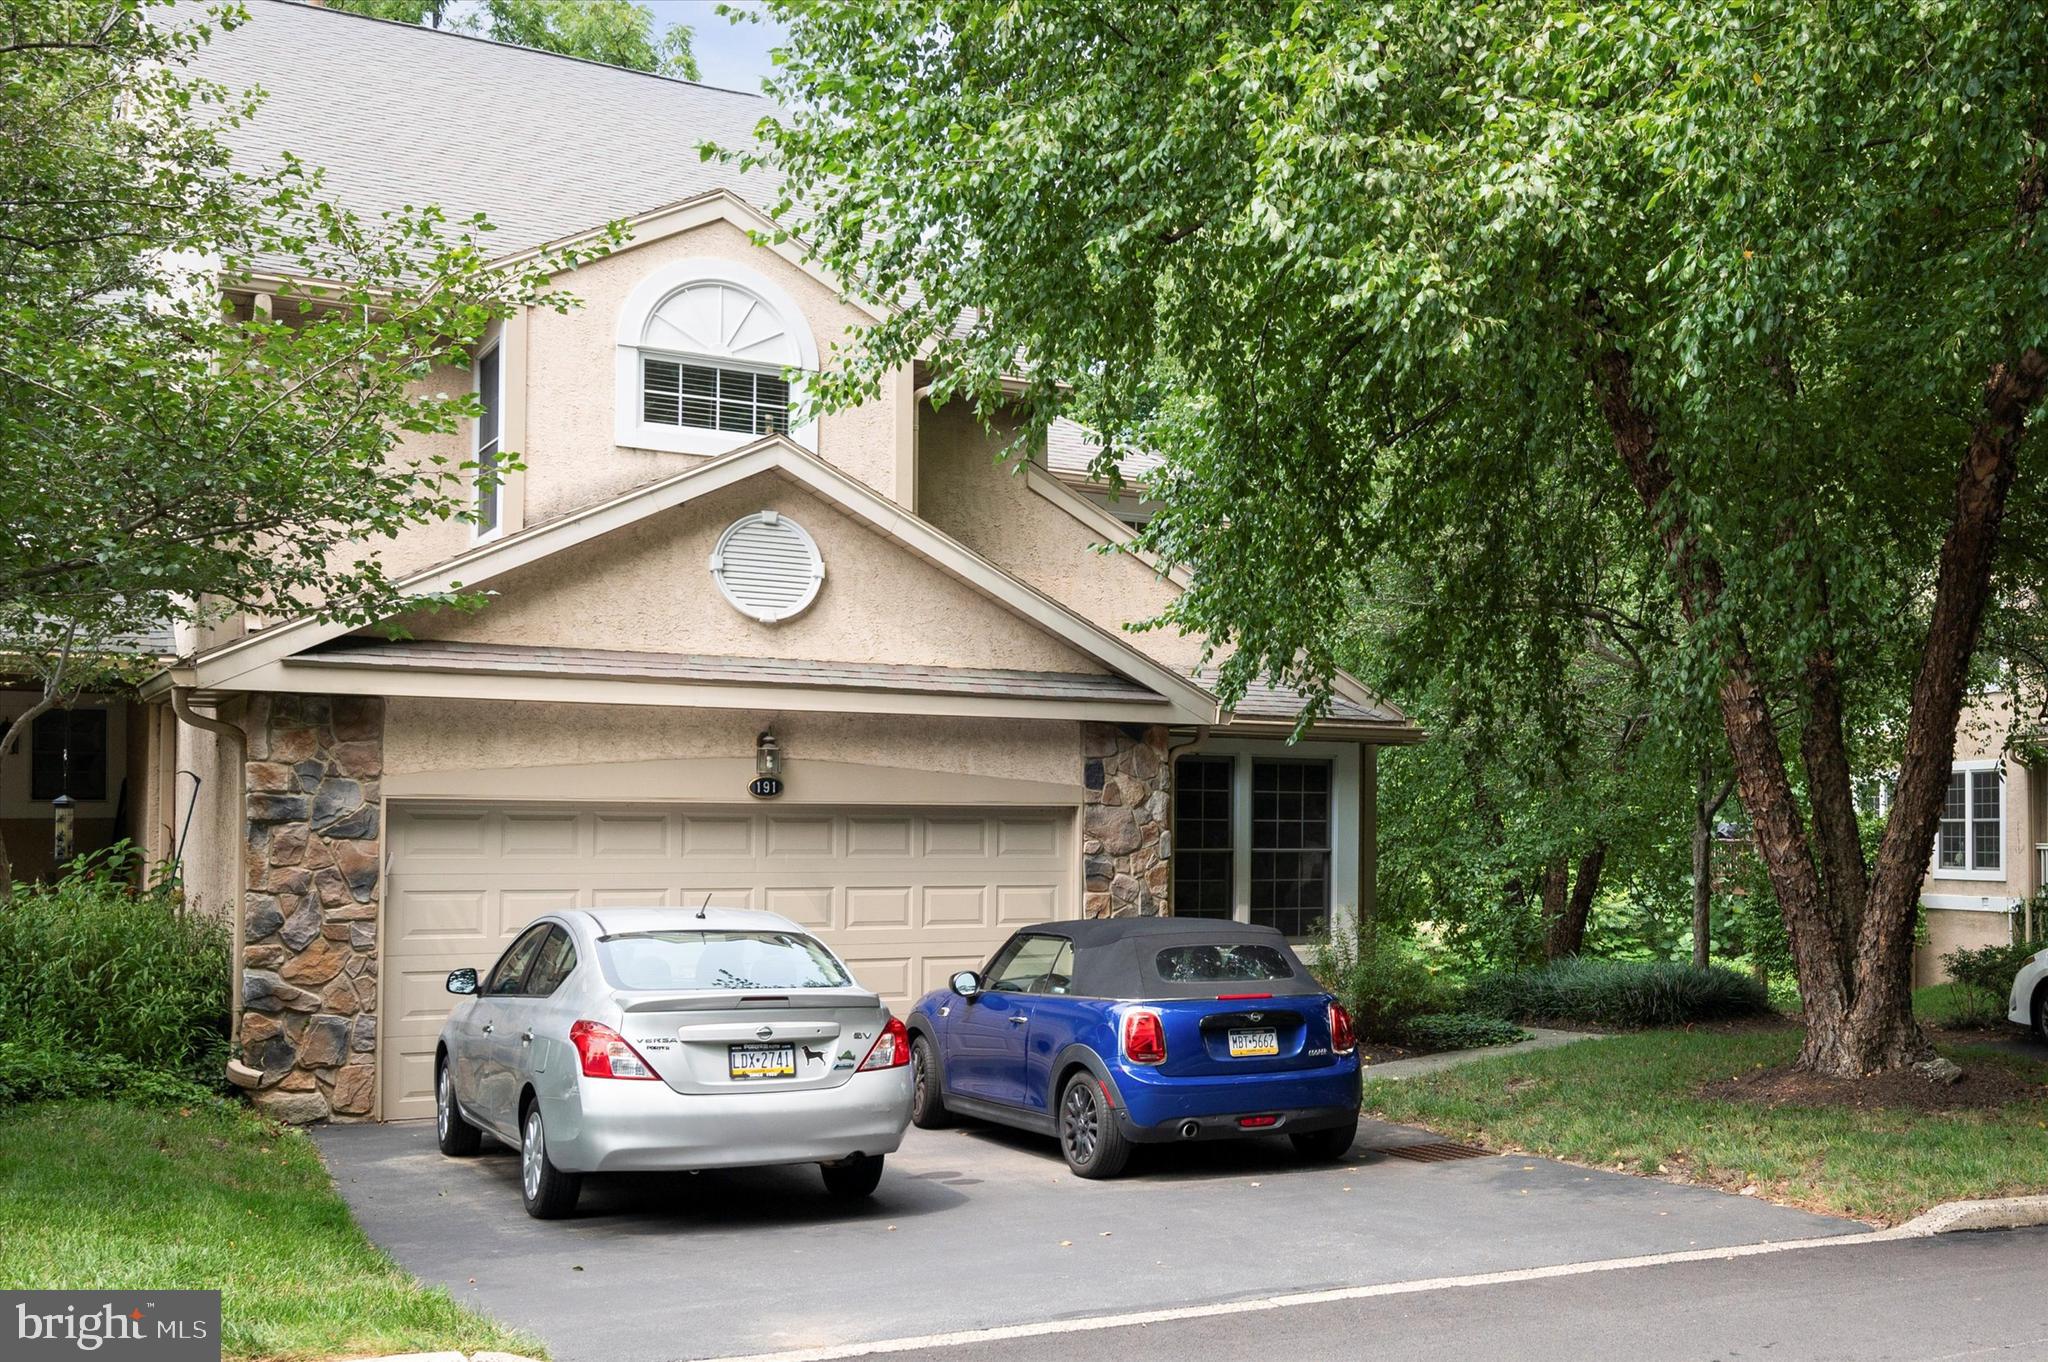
[30,709,108,802]
[1937,771,1966,869]
[644,358,789,435]
[1172,757,1234,920]
[1249,760,1331,937]
[1971,769,2001,870]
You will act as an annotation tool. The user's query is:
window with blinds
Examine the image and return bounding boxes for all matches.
[643,358,790,437]
[474,343,501,537]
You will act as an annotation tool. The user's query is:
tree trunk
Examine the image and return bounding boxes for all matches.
[1693,766,1736,970]
[1586,279,2047,1075]
[1545,843,1606,960]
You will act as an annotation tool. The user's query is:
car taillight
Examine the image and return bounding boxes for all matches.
[1329,1001,1356,1055]
[1122,1009,1166,1065]
[858,1016,910,1071]
[570,1020,661,1080]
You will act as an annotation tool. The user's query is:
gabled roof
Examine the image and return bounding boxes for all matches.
[189,436,1219,724]
[190,0,782,272]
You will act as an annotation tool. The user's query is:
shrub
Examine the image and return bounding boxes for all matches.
[1938,939,2047,1027]
[0,1042,223,1109]
[1464,957,1771,1028]
[0,847,231,1092]
[1399,1013,1529,1051]
[1313,930,1461,1040]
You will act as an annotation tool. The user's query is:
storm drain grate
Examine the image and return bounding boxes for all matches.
[1375,1140,1494,1163]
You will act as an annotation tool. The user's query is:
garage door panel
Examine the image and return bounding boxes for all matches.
[998,817,1059,857]
[923,818,987,856]
[847,817,912,856]
[997,884,1058,924]
[502,810,582,856]
[763,886,834,929]
[922,885,989,927]
[766,817,834,857]
[835,954,912,1001]
[383,803,1073,1121]
[846,886,913,928]
[592,812,671,857]
[682,816,753,856]
[393,809,488,857]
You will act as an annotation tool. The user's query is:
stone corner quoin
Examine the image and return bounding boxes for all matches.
[237,693,384,1125]
[1082,722,1171,919]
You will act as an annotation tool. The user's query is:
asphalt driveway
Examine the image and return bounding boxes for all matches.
[314,1118,1858,1362]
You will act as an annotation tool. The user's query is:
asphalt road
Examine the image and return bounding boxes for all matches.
[850,1226,2048,1362]
[314,1117,1856,1362]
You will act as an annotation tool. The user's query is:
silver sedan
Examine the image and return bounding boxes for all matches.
[435,905,914,1218]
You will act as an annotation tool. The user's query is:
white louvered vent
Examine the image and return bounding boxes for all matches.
[709,512,825,623]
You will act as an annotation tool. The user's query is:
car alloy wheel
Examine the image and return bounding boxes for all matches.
[1058,1073,1132,1179]
[522,1108,545,1203]
[1061,1080,1099,1165]
[436,1067,452,1142]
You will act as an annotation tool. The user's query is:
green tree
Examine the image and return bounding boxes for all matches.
[746,0,2048,1077]
[324,0,699,79]
[0,0,619,891]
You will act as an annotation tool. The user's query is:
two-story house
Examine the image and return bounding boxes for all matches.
[111,2,1419,1124]
[1913,689,2046,985]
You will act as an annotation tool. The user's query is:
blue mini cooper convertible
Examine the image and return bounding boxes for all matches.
[905,918,1360,1177]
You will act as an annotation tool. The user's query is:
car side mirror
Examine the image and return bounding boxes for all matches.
[446,968,479,995]
[949,970,981,1000]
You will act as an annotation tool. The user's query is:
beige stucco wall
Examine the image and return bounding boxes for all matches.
[384,699,1082,790]
[916,402,1216,675]
[365,358,478,582]
[522,219,903,520]
[1924,690,2041,905]
[1914,905,2022,987]
[388,472,1108,675]
[172,702,245,924]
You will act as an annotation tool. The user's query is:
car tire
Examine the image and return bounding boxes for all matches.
[519,1102,582,1219]
[435,1059,481,1157]
[910,1035,952,1129]
[820,1153,885,1199]
[1058,1072,1132,1180]
[2034,986,2048,1044]
[1291,1120,1358,1163]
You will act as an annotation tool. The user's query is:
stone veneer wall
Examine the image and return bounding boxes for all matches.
[235,695,384,1124]
[1081,723,1170,917]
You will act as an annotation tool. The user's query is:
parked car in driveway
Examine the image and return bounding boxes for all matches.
[905,918,1360,1178]
[436,906,913,1218]
[2011,946,2048,1040]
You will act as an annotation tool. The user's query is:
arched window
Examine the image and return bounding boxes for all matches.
[614,259,820,455]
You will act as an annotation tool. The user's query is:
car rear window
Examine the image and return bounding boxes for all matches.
[1154,943,1297,983]
[598,930,852,992]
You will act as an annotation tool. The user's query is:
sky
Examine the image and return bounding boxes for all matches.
[640,0,790,94]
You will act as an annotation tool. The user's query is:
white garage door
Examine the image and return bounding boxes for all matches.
[380,802,1075,1120]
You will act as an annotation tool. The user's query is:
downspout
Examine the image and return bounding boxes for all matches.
[171,687,248,1080]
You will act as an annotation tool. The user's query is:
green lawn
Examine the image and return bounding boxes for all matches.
[1363,1029,2048,1225]
[0,1101,538,1361]
[1914,982,2010,1029]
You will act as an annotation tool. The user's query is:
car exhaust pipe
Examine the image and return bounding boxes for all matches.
[1179,1120,1201,1140]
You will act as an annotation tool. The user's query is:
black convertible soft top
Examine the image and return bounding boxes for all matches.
[1013,918,1326,1000]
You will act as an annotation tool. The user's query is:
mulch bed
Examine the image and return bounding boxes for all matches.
[1701,1058,2048,1113]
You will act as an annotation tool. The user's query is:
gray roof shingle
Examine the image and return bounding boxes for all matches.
[189,0,781,265]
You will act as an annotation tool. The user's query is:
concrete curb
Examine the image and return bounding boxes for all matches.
[1894,1194,2048,1236]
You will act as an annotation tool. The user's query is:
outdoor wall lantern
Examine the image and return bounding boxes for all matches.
[750,730,785,800]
